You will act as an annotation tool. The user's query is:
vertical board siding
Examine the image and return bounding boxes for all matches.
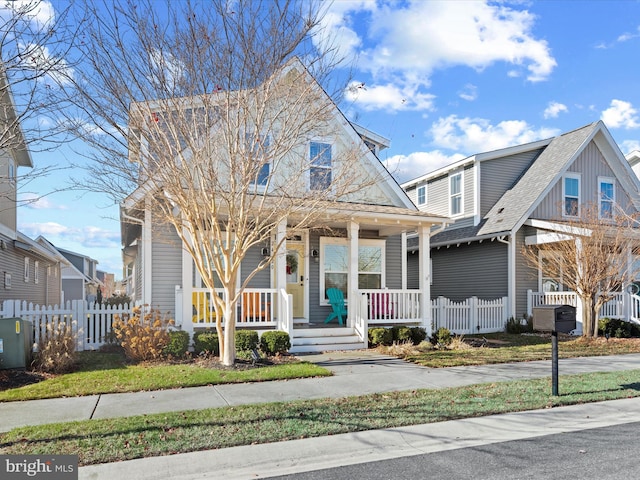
[242,245,270,288]
[385,235,402,289]
[515,226,539,317]
[151,224,182,316]
[430,240,508,301]
[532,141,629,219]
[406,250,419,289]
[308,230,331,323]
[480,149,543,216]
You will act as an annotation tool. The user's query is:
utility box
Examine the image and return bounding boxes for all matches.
[0,318,33,369]
[532,305,577,333]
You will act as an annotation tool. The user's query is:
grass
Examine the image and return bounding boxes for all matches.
[2,368,639,466]
[0,351,331,402]
[388,334,640,368]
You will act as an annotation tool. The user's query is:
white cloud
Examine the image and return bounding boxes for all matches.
[429,115,559,153]
[617,26,640,43]
[326,1,556,113]
[459,84,478,102]
[601,99,640,129]
[345,80,435,112]
[19,194,68,210]
[621,139,640,154]
[19,222,120,250]
[0,0,56,27]
[543,101,568,119]
[386,150,466,183]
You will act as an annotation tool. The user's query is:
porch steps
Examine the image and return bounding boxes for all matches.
[290,327,366,353]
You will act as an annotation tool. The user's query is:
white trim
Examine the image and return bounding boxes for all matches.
[308,139,333,192]
[598,175,615,219]
[24,257,29,282]
[473,160,481,226]
[416,185,426,206]
[562,172,581,218]
[34,261,39,284]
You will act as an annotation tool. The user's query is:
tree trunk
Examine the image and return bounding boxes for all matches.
[581,295,597,337]
[221,285,237,366]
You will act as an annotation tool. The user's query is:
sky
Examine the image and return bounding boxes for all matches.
[14,0,640,278]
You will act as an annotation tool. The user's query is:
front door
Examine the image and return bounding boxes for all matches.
[286,243,305,318]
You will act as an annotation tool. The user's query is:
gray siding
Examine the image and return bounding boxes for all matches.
[429,240,508,301]
[151,224,182,316]
[308,230,331,323]
[407,250,419,289]
[462,165,474,217]
[385,235,403,289]
[532,141,632,219]
[515,226,538,317]
[480,149,542,216]
[424,174,448,215]
[62,279,83,302]
[242,245,270,288]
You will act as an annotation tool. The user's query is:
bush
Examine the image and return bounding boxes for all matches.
[431,327,452,346]
[368,327,393,347]
[506,314,533,334]
[409,327,427,345]
[598,318,640,338]
[193,330,219,356]
[112,308,174,362]
[33,322,78,374]
[235,329,259,352]
[163,330,190,359]
[260,331,291,355]
[104,294,132,307]
[392,326,412,343]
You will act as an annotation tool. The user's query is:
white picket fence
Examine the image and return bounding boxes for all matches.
[431,296,508,335]
[0,299,133,351]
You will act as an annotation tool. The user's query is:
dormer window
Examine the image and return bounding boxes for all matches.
[598,177,615,219]
[417,185,426,206]
[449,172,463,216]
[309,141,332,190]
[563,173,580,217]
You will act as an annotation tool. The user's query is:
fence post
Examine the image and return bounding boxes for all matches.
[470,296,478,334]
[527,290,532,317]
[73,300,85,351]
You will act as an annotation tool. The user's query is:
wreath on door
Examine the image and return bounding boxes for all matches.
[286,253,298,275]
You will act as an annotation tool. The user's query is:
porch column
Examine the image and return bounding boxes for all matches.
[181,224,194,336]
[401,232,408,290]
[418,225,432,337]
[142,196,153,308]
[275,219,288,331]
[348,221,359,328]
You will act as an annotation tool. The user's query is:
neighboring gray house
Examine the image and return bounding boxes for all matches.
[36,237,103,303]
[0,70,64,306]
[402,121,640,323]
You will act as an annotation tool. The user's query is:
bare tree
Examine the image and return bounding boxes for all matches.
[57,0,382,364]
[0,0,78,205]
[522,203,640,337]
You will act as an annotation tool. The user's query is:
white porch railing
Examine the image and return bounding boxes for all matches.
[358,289,423,324]
[189,287,278,328]
[431,296,508,335]
[526,290,636,320]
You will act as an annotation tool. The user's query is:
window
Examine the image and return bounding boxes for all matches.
[24,258,29,282]
[319,237,385,304]
[449,172,463,216]
[417,185,426,205]
[246,133,270,187]
[539,251,563,292]
[563,174,580,217]
[8,162,15,185]
[34,261,39,284]
[310,142,332,190]
[599,177,615,219]
[4,272,11,289]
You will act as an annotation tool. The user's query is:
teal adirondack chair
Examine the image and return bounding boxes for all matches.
[324,288,347,325]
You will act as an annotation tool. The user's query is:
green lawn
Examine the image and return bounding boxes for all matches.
[0,351,331,402]
[2,368,639,466]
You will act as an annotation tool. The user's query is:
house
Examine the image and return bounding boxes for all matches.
[0,70,65,306]
[120,59,448,352]
[36,237,103,304]
[402,121,640,333]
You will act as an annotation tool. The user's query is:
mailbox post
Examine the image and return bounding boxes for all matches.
[532,305,577,396]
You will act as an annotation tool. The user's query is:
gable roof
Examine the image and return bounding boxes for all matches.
[0,68,33,168]
[479,121,640,237]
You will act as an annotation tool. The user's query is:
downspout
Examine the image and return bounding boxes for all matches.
[496,234,514,319]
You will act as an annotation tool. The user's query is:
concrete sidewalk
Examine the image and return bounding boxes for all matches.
[1,351,639,479]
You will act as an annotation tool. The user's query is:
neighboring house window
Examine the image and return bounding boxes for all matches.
[246,132,270,187]
[449,172,463,216]
[539,251,563,292]
[34,261,39,284]
[8,162,15,185]
[4,272,11,289]
[563,173,580,217]
[319,237,385,304]
[417,185,426,206]
[24,258,29,282]
[599,177,615,219]
[310,141,332,190]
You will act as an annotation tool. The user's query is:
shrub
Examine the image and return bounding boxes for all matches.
[409,327,427,345]
[260,331,291,355]
[33,322,78,374]
[598,318,640,338]
[235,329,259,352]
[112,308,174,362]
[368,327,393,347]
[104,293,132,307]
[163,330,190,359]
[193,330,219,356]
[431,327,452,346]
[392,326,412,343]
[506,314,533,334]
